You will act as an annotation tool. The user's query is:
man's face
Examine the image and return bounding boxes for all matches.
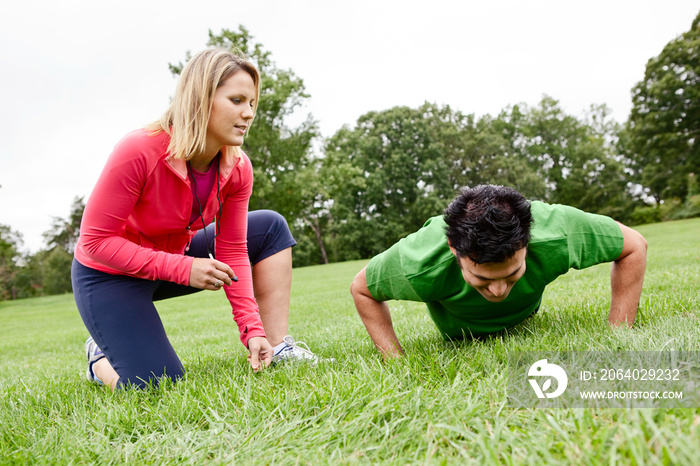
[450,247,528,303]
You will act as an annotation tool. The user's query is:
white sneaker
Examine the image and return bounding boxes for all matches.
[84,337,105,384]
[272,335,334,365]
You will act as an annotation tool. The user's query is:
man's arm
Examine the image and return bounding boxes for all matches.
[609,222,648,327]
[351,266,404,357]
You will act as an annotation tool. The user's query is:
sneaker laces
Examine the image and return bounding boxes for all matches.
[274,335,319,363]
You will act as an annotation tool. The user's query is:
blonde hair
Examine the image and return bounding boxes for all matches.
[150,48,260,160]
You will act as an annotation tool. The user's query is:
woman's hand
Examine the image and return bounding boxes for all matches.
[247,336,273,372]
[189,258,235,290]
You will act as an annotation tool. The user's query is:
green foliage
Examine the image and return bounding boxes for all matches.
[324,98,641,262]
[41,248,73,295]
[0,224,23,300]
[0,197,81,301]
[665,195,700,221]
[495,99,636,218]
[212,29,318,223]
[323,103,467,260]
[629,173,700,225]
[172,26,323,266]
[629,205,664,226]
[473,110,548,199]
[289,161,334,266]
[6,248,74,300]
[172,27,319,224]
[43,196,84,255]
[626,12,700,202]
[1,219,699,463]
[11,251,44,299]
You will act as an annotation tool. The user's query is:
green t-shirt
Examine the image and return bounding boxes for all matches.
[366,201,624,339]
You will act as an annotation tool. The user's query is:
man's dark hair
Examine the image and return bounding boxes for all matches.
[444,185,532,264]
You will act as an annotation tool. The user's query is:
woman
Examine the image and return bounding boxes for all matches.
[72,48,323,390]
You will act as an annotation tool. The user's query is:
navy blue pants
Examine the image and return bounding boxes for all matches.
[72,210,296,389]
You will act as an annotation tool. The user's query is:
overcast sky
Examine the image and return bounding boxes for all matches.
[1,0,698,252]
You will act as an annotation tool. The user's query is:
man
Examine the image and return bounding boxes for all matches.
[350,185,647,357]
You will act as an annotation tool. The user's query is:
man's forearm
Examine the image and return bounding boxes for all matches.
[609,257,645,326]
[351,268,403,357]
[356,296,403,357]
[609,224,648,327]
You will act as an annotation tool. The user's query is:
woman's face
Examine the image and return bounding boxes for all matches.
[206,70,256,151]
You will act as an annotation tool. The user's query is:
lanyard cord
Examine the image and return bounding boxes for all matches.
[187,157,222,259]
[187,156,237,282]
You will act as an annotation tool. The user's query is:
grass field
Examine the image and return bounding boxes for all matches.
[1,218,699,464]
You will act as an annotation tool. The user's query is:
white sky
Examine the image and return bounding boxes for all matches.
[1,0,698,252]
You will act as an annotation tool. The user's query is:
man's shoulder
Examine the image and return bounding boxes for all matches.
[371,215,449,265]
[398,215,450,259]
[530,201,618,236]
[530,201,608,239]
[418,214,447,231]
[528,200,623,271]
[367,215,458,295]
[530,200,580,225]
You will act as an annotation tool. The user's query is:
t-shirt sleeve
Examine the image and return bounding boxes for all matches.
[561,205,624,270]
[366,242,423,302]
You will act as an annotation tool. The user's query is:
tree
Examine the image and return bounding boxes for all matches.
[544,103,633,217]
[626,12,700,202]
[292,162,332,265]
[319,100,632,261]
[474,109,547,199]
[43,196,85,254]
[11,251,44,299]
[0,224,23,300]
[41,248,73,295]
[322,102,527,260]
[170,27,319,226]
[516,96,591,203]
[1,195,84,299]
[493,98,636,220]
